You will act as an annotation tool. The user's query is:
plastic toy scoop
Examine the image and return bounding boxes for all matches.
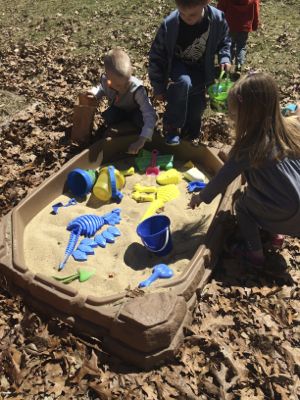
[53,268,95,284]
[146,150,160,176]
[138,264,173,288]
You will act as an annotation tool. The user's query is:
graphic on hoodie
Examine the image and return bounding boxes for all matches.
[175,26,210,64]
[174,11,210,65]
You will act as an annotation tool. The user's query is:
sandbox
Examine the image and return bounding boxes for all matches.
[0,135,241,368]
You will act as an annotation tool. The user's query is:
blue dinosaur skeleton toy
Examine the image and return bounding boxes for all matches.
[58,209,121,271]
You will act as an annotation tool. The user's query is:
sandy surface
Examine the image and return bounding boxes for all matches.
[24,159,221,297]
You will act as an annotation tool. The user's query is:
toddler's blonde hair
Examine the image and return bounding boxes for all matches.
[104,48,132,79]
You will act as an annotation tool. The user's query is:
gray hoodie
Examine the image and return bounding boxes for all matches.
[201,156,300,235]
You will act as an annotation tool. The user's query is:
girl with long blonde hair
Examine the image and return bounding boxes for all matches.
[190,72,300,267]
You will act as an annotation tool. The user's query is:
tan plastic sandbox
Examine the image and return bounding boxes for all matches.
[0,135,241,369]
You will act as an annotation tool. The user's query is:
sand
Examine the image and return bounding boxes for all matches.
[24,159,221,298]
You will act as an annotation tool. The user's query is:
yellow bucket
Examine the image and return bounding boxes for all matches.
[93,166,125,202]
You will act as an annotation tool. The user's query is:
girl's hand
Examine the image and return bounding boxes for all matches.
[220,63,231,73]
[189,193,203,209]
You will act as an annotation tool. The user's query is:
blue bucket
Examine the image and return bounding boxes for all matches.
[67,168,96,197]
[136,215,172,256]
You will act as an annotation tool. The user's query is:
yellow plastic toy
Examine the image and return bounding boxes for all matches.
[141,199,165,221]
[134,183,157,193]
[93,166,125,202]
[132,192,155,202]
[157,184,180,202]
[136,184,180,220]
[156,168,181,185]
[121,166,135,176]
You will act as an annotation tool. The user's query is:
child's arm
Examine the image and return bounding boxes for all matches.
[148,23,168,98]
[217,16,232,71]
[79,77,106,107]
[127,87,157,154]
[189,157,248,208]
[252,0,260,31]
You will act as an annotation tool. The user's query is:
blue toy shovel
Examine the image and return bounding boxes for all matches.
[51,198,77,215]
[187,181,207,193]
[139,264,174,288]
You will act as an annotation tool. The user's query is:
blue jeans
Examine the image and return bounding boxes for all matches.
[230,32,249,66]
[164,60,206,139]
[102,106,143,128]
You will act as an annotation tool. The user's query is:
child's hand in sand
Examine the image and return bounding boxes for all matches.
[127,136,147,155]
[189,193,203,209]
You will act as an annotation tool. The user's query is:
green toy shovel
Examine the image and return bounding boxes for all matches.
[53,268,95,284]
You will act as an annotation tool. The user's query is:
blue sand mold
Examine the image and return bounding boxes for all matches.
[77,244,95,255]
[102,230,115,243]
[94,234,107,248]
[107,226,121,237]
[72,249,88,261]
[80,238,98,248]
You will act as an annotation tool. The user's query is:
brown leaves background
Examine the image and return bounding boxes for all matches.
[0,1,300,398]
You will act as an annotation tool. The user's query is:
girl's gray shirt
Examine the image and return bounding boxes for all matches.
[94,75,157,140]
[200,156,300,235]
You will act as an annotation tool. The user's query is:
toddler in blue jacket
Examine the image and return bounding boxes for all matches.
[149,0,231,146]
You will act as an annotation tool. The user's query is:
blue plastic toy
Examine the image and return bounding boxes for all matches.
[281,103,298,116]
[102,230,115,243]
[136,215,172,257]
[72,249,87,261]
[80,238,98,248]
[94,234,107,248]
[52,198,77,215]
[138,264,174,288]
[108,166,124,203]
[107,226,121,237]
[59,209,121,270]
[187,181,207,193]
[77,244,95,255]
[67,168,97,197]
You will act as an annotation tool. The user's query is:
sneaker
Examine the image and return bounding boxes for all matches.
[271,234,284,249]
[261,231,285,250]
[165,134,181,146]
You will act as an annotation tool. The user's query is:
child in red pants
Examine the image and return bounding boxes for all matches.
[217,0,259,71]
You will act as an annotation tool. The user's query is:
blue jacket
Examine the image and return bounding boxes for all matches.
[148,6,231,95]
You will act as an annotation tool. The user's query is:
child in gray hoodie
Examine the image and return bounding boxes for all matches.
[81,48,157,154]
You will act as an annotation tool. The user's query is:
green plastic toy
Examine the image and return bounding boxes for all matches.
[53,268,95,284]
[135,149,174,172]
[208,71,233,112]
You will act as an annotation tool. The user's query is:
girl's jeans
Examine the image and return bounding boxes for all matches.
[163,60,206,139]
[230,32,249,66]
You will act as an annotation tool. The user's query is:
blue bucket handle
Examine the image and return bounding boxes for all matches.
[141,228,170,253]
[108,165,123,203]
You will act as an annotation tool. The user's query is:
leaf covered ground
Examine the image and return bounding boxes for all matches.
[0,0,300,399]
